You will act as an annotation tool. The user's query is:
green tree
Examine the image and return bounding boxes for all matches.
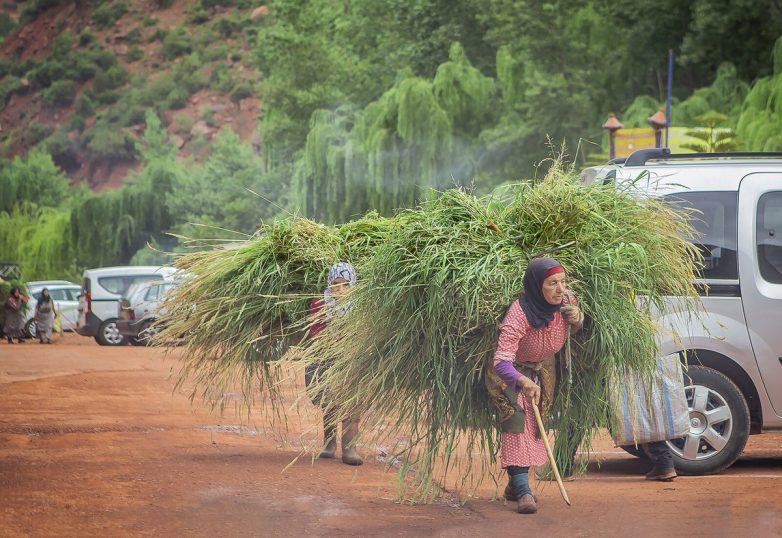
[681,111,738,152]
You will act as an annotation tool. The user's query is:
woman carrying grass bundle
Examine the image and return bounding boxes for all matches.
[493,258,583,514]
[4,287,28,344]
[305,262,364,466]
[34,288,56,344]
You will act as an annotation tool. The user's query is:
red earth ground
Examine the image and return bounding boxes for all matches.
[1,333,781,537]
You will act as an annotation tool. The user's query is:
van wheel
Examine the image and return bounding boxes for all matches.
[96,319,125,346]
[666,366,750,475]
[25,319,38,339]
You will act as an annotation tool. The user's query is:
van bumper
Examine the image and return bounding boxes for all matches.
[76,312,102,337]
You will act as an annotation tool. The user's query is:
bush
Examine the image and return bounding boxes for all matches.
[166,87,190,109]
[85,127,136,163]
[210,63,234,94]
[142,15,158,27]
[75,93,96,116]
[0,12,15,38]
[202,107,216,127]
[230,53,241,63]
[42,79,78,107]
[88,48,117,70]
[175,113,194,135]
[189,7,209,24]
[201,42,228,62]
[125,45,144,63]
[44,130,81,172]
[78,31,96,46]
[93,1,128,28]
[0,76,21,110]
[125,27,143,44]
[160,26,192,59]
[66,113,86,132]
[230,83,254,103]
[213,16,240,38]
[143,73,176,105]
[28,58,68,87]
[72,56,97,82]
[93,65,128,93]
[150,28,167,43]
[28,122,52,145]
[154,0,173,7]
[96,90,120,105]
[51,32,74,56]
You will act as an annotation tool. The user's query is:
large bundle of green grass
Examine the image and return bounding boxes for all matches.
[302,164,701,500]
[155,212,396,408]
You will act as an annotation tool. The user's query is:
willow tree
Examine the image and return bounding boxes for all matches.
[736,37,782,151]
[293,43,505,223]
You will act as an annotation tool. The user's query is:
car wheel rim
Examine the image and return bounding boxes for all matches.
[667,384,733,461]
[29,322,37,337]
[104,322,123,345]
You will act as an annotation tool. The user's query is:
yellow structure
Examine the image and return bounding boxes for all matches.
[614,127,731,158]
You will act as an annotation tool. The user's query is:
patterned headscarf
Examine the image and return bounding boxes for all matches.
[327,261,357,288]
[324,261,357,319]
[519,257,565,329]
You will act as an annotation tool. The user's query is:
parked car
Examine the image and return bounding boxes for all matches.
[582,149,782,475]
[23,281,81,338]
[76,266,180,346]
[116,278,180,346]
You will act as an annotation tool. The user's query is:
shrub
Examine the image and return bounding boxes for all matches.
[28,59,68,87]
[28,122,52,145]
[142,15,158,27]
[42,79,78,107]
[88,48,117,70]
[93,1,128,28]
[189,7,209,24]
[93,65,128,93]
[213,16,240,38]
[66,113,86,132]
[161,26,192,59]
[201,42,228,63]
[75,93,96,116]
[44,130,81,172]
[0,76,21,110]
[0,12,15,38]
[150,28,167,43]
[125,27,143,44]
[85,127,136,163]
[230,83,253,103]
[125,45,144,63]
[78,31,96,46]
[210,63,234,94]
[202,107,215,127]
[143,73,176,105]
[154,0,173,7]
[96,90,120,105]
[51,32,74,56]
[166,87,190,109]
[175,113,194,135]
[72,56,97,82]
[230,53,241,63]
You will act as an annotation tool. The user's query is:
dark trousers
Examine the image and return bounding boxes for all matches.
[645,440,674,468]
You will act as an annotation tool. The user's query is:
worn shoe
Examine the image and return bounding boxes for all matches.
[517,493,538,514]
[645,466,677,481]
[319,425,338,459]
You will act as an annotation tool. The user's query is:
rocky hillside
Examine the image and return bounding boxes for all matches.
[0,0,265,190]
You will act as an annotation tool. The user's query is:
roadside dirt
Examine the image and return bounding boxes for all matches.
[1,334,781,537]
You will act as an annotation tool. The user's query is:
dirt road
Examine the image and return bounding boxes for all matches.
[2,334,781,537]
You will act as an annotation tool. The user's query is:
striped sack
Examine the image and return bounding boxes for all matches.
[609,354,689,446]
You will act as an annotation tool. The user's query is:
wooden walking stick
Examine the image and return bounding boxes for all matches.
[532,401,572,506]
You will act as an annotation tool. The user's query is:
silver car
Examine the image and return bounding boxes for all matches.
[583,149,782,474]
[24,282,81,338]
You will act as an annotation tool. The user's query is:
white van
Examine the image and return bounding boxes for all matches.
[76,266,179,346]
[582,149,782,474]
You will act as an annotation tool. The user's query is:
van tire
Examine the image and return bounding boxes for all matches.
[25,319,37,339]
[96,319,125,346]
[667,366,750,475]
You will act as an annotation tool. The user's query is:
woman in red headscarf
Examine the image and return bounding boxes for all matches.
[492,257,583,514]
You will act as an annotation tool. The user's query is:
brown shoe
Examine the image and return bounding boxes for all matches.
[504,484,518,502]
[645,466,677,481]
[341,419,363,466]
[517,494,538,514]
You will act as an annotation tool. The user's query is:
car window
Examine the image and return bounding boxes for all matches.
[98,277,126,295]
[144,285,160,302]
[665,191,738,280]
[32,291,42,301]
[757,191,782,284]
[49,289,68,301]
[66,287,80,300]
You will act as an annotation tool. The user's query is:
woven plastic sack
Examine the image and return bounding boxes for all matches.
[609,354,689,446]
